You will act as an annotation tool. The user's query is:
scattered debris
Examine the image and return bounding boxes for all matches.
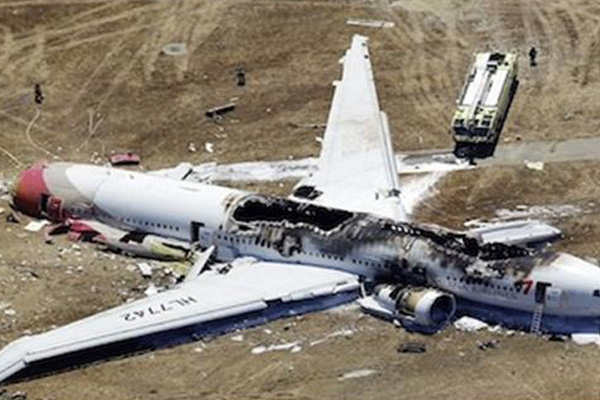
[6,211,21,224]
[288,122,326,130]
[230,334,244,342]
[524,160,544,171]
[337,369,377,381]
[4,309,16,316]
[187,142,197,153]
[144,283,159,297]
[137,262,153,278]
[309,328,354,346]
[251,341,301,354]
[477,339,499,351]
[346,18,395,29]
[205,103,236,119]
[454,316,489,332]
[205,142,214,154]
[549,334,568,342]
[0,180,9,197]
[0,390,27,400]
[109,152,141,166]
[24,220,49,232]
[397,342,427,354]
[162,43,187,56]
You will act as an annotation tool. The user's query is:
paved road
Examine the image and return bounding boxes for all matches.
[400,136,600,171]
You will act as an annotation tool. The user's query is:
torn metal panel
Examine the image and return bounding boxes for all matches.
[468,220,562,247]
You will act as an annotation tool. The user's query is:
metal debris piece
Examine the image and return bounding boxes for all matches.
[6,212,20,224]
[109,152,141,166]
[477,339,499,350]
[144,283,159,297]
[24,220,49,232]
[524,160,544,171]
[397,342,427,354]
[137,262,153,278]
[205,103,235,119]
[346,19,395,29]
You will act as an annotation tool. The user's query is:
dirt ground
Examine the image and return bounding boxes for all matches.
[2,0,600,399]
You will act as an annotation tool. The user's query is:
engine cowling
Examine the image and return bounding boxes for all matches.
[372,285,456,328]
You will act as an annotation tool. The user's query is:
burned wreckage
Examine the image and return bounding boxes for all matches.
[226,194,545,332]
[2,34,600,385]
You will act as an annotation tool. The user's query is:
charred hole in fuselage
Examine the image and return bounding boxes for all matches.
[382,222,531,261]
[232,197,354,231]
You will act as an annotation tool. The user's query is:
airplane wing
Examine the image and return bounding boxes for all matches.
[291,35,407,221]
[0,259,359,384]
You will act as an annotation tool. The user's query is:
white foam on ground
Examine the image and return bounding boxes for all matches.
[187,159,318,182]
[400,171,448,216]
[338,369,377,381]
[454,316,489,332]
[572,333,600,346]
[154,158,452,218]
[155,155,466,183]
[309,329,354,346]
[495,204,582,221]
[251,341,301,354]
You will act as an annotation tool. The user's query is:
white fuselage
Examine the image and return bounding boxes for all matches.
[35,163,600,320]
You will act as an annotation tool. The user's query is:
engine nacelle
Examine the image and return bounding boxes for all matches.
[369,285,456,329]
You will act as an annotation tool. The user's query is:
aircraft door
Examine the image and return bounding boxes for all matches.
[534,282,552,304]
[190,221,213,248]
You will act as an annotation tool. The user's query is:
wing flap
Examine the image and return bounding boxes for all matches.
[0,260,358,384]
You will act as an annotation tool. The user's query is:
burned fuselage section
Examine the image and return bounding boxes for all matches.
[224,194,550,287]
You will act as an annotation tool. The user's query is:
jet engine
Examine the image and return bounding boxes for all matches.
[361,284,456,330]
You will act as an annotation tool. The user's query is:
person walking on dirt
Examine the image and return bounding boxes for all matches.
[34,83,44,105]
[529,47,537,67]
[236,65,246,87]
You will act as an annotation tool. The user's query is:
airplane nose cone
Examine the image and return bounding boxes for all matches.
[12,164,49,217]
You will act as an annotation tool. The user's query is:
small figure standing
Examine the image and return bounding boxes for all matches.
[34,83,44,105]
[236,65,246,87]
[528,47,538,67]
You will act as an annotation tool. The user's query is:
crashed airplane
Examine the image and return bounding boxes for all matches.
[2,35,600,384]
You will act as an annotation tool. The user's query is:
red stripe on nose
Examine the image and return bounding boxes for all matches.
[13,165,49,217]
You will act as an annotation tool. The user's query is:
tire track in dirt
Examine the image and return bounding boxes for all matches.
[65,35,128,116]
[0,25,17,83]
[6,1,162,56]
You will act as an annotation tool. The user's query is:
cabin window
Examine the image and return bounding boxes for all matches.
[593,290,600,298]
